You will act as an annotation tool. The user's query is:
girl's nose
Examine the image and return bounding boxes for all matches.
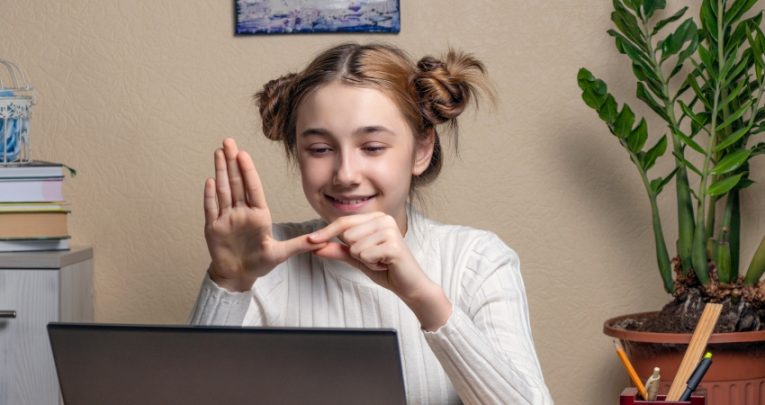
[333,152,362,186]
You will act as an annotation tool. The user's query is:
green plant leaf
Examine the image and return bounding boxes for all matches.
[609,30,652,66]
[697,45,717,80]
[701,0,718,42]
[673,150,703,176]
[715,125,752,152]
[627,118,648,152]
[660,19,697,63]
[577,69,609,109]
[720,78,749,109]
[675,129,706,154]
[599,95,619,124]
[725,0,758,26]
[708,173,746,196]
[686,72,713,110]
[743,236,765,285]
[652,6,688,36]
[711,149,753,175]
[636,82,668,119]
[650,167,678,194]
[611,2,646,48]
[716,99,753,132]
[615,105,636,139]
[642,135,668,170]
[642,0,666,19]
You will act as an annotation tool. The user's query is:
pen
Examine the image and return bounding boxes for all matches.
[644,367,660,401]
[612,339,648,400]
[679,352,713,401]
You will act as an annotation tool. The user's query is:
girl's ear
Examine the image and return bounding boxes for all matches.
[412,128,435,176]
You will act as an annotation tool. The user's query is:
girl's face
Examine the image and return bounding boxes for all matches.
[295,81,434,234]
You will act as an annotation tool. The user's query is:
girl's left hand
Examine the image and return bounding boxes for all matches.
[308,212,452,330]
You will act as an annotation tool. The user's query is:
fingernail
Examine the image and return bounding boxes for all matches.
[308,232,319,241]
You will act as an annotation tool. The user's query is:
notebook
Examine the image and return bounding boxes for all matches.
[47,323,407,405]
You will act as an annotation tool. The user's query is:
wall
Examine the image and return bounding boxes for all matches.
[1,1,763,404]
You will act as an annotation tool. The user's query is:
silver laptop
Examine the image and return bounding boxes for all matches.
[47,323,407,405]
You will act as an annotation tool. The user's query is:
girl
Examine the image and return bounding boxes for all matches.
[190,43,553,404]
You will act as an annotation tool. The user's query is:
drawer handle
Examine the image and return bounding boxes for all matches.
[0,310,16,318]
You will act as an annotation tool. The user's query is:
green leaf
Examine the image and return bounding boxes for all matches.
[686,73,713,110]
[674,35,699,75]
[675,129,706,154]
[615,105,636,139]
[627,118,648,152]
[716,99,753,132]
[678,100,707,129]
[611,3,646,48]
[660,19,697,63]
[609,30,652,66]
[711,149,753,175]
[636,82,668,119]
[650,167,678,194]
[725,0,758,26]
[701,0,718,41]
[642,135,668,170]
[714,125,752,152]
[673,150,703,176]
[599,94,619,123]
[577,69,609,110]
[643,0,666,19]
[651,6,688,36]
[708,173,746,196]
[720,78,749,110]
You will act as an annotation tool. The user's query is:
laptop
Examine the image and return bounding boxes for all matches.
[47,323,407,405]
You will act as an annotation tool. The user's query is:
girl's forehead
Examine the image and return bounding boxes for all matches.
[297,82,409,129]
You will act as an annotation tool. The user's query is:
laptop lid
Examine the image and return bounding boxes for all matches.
[47,323,407,405]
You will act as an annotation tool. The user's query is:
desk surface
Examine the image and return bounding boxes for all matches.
[0,246,92,269]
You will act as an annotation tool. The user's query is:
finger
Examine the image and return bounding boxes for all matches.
[353,243,391,271]
[313,242,375,272]
[223,138,246,206]
[348,231,387,260]
[203,178,218,224]
[308,212,387,243]
[238,151,268,209]
[214,148,232,212]
[274,234,328,262]
[342,214,398,244]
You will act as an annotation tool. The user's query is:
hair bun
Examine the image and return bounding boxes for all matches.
[255,73,298,141]
[415,51,488,126]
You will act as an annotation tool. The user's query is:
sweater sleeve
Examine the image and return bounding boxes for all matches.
[422,233,553,405]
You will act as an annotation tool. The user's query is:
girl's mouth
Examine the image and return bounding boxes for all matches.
[325,194,376,212]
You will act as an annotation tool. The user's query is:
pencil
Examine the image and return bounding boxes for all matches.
[613,339,648,400]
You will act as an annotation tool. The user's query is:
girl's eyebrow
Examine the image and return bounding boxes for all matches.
[300,126,396,138]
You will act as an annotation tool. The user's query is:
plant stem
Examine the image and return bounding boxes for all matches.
[692,0,728,285]
[639,9,696,275]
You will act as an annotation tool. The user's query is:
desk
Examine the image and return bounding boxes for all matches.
[0,246,93,405]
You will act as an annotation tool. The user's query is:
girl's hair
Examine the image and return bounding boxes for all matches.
[254,42,492,189]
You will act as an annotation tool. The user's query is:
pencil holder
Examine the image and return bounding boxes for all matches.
[620,388,705,404]
[0,59,35,164]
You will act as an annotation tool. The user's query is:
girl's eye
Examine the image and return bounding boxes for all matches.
[363,145,386,154]
[308,146,332,156]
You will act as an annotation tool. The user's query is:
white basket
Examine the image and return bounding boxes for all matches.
[0,59,35,164]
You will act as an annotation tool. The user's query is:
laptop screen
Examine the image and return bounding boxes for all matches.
[48,323,407,405]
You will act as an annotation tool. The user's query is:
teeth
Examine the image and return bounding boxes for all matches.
[332,196,371,204]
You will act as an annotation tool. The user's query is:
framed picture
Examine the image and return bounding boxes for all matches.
[235,0,401,35]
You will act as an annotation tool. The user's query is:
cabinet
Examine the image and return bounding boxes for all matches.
[0,247,93,405]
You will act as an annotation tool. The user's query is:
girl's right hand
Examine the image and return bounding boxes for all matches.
[203,138,325,292]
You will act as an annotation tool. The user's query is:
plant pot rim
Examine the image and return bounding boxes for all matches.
[604,311,765,344]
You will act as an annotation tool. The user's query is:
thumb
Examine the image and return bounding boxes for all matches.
[274,234,327,261]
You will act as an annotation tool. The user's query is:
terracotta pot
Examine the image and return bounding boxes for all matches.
[604,312,765,405]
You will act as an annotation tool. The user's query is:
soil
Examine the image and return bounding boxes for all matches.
[614,258,765,333]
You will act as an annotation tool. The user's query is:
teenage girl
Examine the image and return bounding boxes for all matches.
[190,43,553,405]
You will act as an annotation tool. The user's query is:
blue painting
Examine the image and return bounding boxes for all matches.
[235,0,400,35]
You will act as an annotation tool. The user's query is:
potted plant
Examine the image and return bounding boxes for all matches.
[577,0,765,403]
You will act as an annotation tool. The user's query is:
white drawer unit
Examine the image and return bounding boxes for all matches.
[0,247,93,405]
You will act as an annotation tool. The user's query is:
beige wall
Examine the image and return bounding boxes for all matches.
[2,1,763,404]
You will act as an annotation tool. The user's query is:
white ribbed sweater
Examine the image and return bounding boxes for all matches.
[189,212,553,405]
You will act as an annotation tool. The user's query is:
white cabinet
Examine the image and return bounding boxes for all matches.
[0,247,93,405]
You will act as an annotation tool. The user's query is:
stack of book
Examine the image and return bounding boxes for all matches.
[0,161,70,252]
